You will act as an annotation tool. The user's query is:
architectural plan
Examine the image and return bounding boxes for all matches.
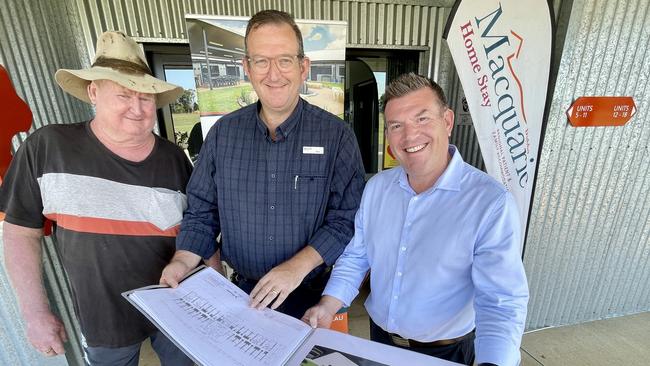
[124,267,459,366]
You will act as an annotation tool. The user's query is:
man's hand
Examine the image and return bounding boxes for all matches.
[301,295,343,328]
[250,246,323,310]
[24,309,67,356]
[160,250,202,288]
[249,260,305,310]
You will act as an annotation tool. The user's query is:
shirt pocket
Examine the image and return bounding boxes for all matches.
[292,167,329,225]
[147,187,187,231]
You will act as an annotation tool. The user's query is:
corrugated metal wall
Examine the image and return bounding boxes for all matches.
[0,0,91,363]
[1,2,93,134]
[524,0,650,330]
[72,0,453,48]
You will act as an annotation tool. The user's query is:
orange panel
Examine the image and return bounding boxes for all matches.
[329,310,349,334]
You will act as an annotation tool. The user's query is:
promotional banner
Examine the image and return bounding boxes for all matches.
[185,15,346,139]
[444,0,553,249]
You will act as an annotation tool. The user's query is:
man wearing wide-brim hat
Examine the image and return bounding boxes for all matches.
[0,31,194,365]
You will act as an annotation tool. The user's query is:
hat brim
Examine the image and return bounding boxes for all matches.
[55,66,184,108]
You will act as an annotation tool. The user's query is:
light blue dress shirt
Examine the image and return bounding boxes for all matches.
[323,146,529,366]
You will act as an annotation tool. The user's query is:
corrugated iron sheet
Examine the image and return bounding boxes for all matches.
[524,0,650,330]
[72,0,452,48]
[1,0,91,365]
[1,1,93,136]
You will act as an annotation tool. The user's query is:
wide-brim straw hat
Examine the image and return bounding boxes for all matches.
[55,31,183,108]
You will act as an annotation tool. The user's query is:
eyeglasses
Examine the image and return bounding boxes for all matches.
[246,55,302,73]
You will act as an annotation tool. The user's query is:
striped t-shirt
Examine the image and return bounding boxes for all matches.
[0,121,192,347]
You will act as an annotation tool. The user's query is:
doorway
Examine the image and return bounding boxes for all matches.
[146,44,203,162]
[346,49,420,174]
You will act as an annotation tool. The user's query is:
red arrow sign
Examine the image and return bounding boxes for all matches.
[567,96,636,127]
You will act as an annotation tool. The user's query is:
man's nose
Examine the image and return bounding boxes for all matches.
[129,96,144,115]
[402,120,419,135]
[266,59,282,80]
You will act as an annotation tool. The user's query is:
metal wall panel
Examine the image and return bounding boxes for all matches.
[524,0,650,330]
[0,0,91,364]
[73,0,453,49]
[0,1,93,135]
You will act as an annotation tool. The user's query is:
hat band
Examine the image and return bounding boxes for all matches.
[92,56,153,76]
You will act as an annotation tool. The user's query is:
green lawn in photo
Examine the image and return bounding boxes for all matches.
[172,112,200,134]
[197,84,254,113]
[320,81,344,90]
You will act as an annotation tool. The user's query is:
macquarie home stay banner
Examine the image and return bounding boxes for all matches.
[444,0,553,249]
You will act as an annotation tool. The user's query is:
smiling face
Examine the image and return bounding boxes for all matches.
[243,22,310,123]
[385,87,454,192]
[88,80,157,143]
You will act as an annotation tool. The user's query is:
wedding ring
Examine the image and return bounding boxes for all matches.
[43,348,54,354]
[269,290,278,296]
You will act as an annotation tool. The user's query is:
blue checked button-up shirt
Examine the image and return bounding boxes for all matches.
[177,98,365,280]
[323,146,529,366]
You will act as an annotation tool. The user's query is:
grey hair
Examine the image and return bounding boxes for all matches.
[384,72,448,109]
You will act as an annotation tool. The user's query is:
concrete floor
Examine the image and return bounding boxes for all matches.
[139,281,650,365]
[520,311,650,366]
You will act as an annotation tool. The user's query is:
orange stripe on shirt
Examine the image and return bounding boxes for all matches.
[45,213,180,237]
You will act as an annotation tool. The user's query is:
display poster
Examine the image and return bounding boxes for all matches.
[186,15,347,138]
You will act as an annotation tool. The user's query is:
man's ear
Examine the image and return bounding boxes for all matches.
[444,108,455,137]
[242,57,251,77]
[87,81,98,105]
[300,57,311,81]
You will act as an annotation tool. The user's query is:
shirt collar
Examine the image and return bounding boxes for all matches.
[396,145,464,195]
[254,98,304,142]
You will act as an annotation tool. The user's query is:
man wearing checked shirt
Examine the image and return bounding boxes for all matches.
[304,73,529,366]
[160,9,365,319]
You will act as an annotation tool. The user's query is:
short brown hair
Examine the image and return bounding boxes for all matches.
[245,10,305,58]
[384,72,448,108]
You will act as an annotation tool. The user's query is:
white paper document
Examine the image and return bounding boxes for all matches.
[123,267,459,366]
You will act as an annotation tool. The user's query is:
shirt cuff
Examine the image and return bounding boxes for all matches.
[322,278,359,307]
[176,228,217,259]
[475,337,520,366]
[2,213,44,229]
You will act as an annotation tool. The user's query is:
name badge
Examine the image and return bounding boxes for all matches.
[303,146,324,155]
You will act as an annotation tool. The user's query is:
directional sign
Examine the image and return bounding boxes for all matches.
[567,96,636,127]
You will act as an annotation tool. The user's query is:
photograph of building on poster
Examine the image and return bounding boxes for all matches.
[185,15,347,138]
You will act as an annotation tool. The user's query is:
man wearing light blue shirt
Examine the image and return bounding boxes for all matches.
[303,73,529,366]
